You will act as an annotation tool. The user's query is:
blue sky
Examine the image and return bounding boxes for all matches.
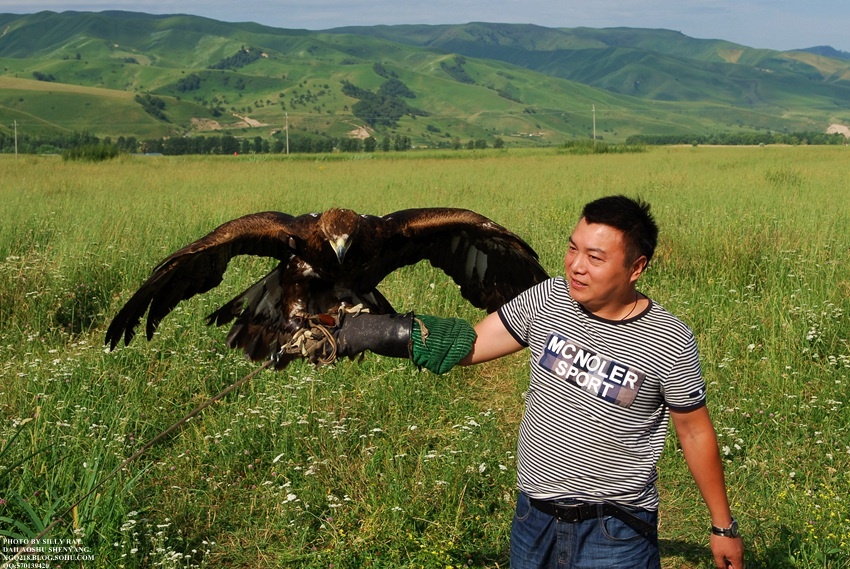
[1,0,848,52]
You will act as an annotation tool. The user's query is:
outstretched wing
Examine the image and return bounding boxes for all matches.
[373,208,550,312]
[105,211,298,349]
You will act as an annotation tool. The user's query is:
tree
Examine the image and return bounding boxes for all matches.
[221,135,239,155]
[377,78,416,99]
[342,79,427,128]
[135,94,168,122]
[393,135,411,151]
[176,73,202,92]
[338,137,362,152]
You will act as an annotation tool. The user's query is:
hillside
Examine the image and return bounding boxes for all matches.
[800,46,850,61]
[330,24,850,101]
[1,11,849,146]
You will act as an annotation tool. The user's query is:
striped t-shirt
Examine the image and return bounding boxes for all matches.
[498,276,706,511]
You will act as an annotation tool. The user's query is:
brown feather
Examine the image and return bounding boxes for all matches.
[105,207,549,368]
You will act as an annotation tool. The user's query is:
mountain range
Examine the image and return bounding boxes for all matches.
[1,10,849,146]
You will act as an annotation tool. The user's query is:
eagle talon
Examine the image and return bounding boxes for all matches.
[275,312,340,366]
[342,303,369,317]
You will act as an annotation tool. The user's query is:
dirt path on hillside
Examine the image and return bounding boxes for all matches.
[828,124,850,137]
[190,114,268,131]
[233,113,266,128]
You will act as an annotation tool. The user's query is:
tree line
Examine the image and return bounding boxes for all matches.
[2,129,843,159]
[0,129,509,157]
[625,131,847,146]
[0,130,422,157]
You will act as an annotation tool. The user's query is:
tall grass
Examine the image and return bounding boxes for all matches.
[0,147,848,568]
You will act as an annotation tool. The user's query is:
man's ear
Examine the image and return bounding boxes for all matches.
[629,255,648,283]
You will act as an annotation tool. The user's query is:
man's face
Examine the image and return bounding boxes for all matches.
[564,218,645,315]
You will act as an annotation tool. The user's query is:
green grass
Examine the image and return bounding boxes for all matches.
[0,76,213,139]
[0,146,848,568]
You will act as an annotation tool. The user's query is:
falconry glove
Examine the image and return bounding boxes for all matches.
[335,311,415,360]
[274,311,414,368]
[334,311,476,375]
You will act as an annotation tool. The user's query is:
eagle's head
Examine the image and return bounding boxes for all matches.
[319,208,362,263]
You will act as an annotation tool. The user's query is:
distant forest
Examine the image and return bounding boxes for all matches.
[625,132,847,146]
[0,131,418,156]
[0,130,844,158]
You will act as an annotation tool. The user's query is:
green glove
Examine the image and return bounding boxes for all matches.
[411,314,477,375]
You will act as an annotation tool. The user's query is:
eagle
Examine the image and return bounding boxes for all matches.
[105,207,550,368]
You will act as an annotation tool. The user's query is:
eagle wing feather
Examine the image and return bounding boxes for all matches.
[105,211,298,349]
[368,208,550,312]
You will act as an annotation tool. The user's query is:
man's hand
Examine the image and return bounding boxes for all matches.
[710,533,744,568]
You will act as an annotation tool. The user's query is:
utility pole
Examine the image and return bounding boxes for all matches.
[285,112,290,155]
[592,105,596,146]
[14,120,18,159]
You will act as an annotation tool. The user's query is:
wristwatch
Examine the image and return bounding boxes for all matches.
[711,517,740,538]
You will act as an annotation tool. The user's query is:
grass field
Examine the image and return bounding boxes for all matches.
[1,146,848,568]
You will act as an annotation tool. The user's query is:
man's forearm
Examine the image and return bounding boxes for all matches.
[672,407,734,524]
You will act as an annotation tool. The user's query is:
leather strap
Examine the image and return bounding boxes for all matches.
[529,497,657,539]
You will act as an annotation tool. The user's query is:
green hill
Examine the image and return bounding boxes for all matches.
[1,11,849,146]
[331,23,850,102]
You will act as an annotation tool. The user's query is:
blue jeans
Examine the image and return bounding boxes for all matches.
[510,492,660,569]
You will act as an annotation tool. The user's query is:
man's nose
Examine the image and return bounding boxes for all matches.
[566,253,585,273]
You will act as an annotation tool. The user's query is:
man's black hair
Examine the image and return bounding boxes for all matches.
[582,195,658,266]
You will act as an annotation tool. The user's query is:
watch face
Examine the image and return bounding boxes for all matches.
[713,518,739,537]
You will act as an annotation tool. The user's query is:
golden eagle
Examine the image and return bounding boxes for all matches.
[105,207,549,368]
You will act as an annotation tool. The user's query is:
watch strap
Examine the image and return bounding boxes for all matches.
[711,517,739,537]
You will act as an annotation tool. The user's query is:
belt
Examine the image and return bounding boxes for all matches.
[529,497,657,539]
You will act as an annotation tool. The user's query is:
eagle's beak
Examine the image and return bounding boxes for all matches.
[332,237,351,263]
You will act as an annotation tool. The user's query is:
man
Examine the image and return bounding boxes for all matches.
[333,195,744,568]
